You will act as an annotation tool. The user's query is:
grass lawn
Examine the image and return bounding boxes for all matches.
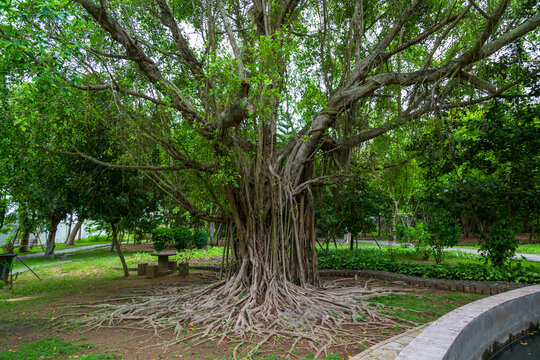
[0,336,345,360]
[0,337,119,360]
[369,291,485,325]
[455,243,540,255]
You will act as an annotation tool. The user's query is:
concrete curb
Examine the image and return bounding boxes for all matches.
[351,324,430,360]
[396,285,540,360]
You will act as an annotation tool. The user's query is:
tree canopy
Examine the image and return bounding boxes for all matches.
[1,0,538,347]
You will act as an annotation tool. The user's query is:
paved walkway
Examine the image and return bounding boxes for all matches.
[351,324,430,360]
[356,240,540,263]
[17,243,110,260]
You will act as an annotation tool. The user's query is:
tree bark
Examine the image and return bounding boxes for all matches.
[65,213,73,244]
[66,220,83,246]
[44,214,62,259]
[112,222,129,277]
[18,228,30,253]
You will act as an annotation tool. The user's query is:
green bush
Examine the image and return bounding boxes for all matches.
[173,226,192,251]
[192,229,209,249]
[151,227,174,252]
[397,222,431,260]
[81,235,109,243]
[479,219,519,267]
[426,217,460,264]
[317,248,539,283]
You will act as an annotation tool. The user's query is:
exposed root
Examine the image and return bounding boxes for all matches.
[75,278,411,359]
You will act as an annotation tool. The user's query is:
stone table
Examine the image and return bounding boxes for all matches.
[150,252,176,274]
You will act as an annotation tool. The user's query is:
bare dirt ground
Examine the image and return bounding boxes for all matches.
[0,272,474,360]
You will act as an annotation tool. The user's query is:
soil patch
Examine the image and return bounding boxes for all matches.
[0,272,477,359]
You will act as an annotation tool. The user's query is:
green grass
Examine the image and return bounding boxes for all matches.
[515,244,540,255]
[368,290,485,324]
[455,243,540,255]
[0,337,119,359]
[0,249,133,317]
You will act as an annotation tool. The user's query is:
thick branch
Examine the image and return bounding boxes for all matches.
[155,0,203,77]
[278,0,302,28]
[74,0,208,134]
[47,148,216,173]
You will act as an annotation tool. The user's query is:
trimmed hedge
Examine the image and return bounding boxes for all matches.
[317,248,539,284]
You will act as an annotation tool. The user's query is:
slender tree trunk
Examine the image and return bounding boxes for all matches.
[65,213,73,244]
[0,205,6,231]
[66,220,83,246]
[112,223,129,277]
[44,214,62,259]
[18,228,30,253]
[3,226,19,254]
[392,200,399,242]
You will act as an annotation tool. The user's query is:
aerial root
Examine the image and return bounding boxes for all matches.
[73,278,410,359]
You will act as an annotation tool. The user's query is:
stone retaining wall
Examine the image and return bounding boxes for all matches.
[190,265,530,295]
[396,285,540,360]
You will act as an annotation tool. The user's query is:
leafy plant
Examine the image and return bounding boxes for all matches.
[479,218,520,267]
[192,229,209,249]
[397,222,430,260]
[426,215,460,264]
[151,227,174,252]
[173,226,192,251]
[318,248,539,283]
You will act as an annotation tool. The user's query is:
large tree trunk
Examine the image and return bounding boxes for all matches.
[215,161,320,320]
[44,214,62,259]
[65,220,83,246]
[112,222,129,277]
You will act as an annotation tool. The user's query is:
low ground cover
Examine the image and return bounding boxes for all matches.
[455,243,540,255]
[318,248,540,283]
[368,290,485,325]
[0,337,119,360]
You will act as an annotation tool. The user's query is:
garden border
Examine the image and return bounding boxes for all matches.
[395,284,540,360]
[190,265,530,294]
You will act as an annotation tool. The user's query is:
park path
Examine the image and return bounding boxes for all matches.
[355,239,540,263]
[17,243,110,260]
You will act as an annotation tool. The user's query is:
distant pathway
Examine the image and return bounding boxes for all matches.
[17,243,110,260]
[355,240,540,263]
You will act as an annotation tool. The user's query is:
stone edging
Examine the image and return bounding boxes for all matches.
[190,265,531,295]
[350,324,430,360]
[396,284,540,360]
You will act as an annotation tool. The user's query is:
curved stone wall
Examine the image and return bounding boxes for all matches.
[396,285,540,360]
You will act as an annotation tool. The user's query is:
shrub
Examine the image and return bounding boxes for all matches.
[192,229,209,249]
[426,217,460,264]
[479,219,519,267]
[82,234,109,243]
[317,248,539,283]
[151,227,174,252]
[397,222,431,260]
[173,226,192,251]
